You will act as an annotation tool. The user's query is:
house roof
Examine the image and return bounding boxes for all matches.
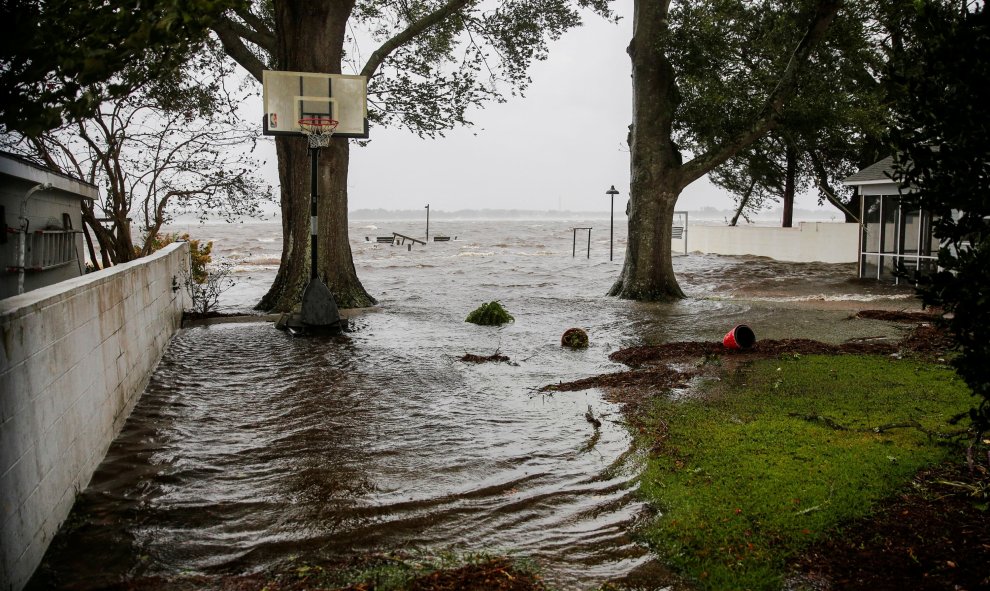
[842,156,896,186]
[0,150,98,200]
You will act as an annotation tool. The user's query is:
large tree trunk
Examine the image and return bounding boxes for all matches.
[257,137,310,311]
[319,139,375,307]
[612,0,841,301]
[256,0,375,311]
[609,0,686,301]
[782,142,797,227]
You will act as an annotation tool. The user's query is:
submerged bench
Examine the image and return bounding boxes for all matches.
[392,232,426,246]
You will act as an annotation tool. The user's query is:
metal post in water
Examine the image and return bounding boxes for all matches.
[606,185,619,261]
[425,203,430,242]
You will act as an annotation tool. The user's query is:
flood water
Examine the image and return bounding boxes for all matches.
[29,219,915,590]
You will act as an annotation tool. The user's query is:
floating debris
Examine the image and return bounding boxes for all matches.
[584,405,602,429]
[561,327,589,349]
[460,352,511,364]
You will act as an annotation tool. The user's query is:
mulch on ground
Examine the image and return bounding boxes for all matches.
[854,309,943,323]
[607,338,900,368]
[792,461,990,591]
[87,556,548,591]
[405,558,547,591]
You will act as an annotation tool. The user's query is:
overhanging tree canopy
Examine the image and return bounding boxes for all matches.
[889,1,990,437]
[611,0,842,301]
[211,0,612,310]
[0,0,238,137]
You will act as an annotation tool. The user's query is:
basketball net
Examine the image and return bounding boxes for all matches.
[298,117,339,149]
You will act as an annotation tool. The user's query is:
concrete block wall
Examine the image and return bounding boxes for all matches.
[0,242,189,590]
[687,222,859,264]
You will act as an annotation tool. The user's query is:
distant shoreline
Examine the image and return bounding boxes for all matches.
[166,206,845,225]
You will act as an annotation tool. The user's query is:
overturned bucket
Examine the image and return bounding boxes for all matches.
[723,324,756,349]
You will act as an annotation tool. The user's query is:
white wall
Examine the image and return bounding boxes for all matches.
[0,242,189,591]
[685,222,859,263]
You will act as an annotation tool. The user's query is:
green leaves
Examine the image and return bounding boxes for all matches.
[465,301,515,326]
[0,0,240,136]
[888,2,990,432]
[358,0,599,137]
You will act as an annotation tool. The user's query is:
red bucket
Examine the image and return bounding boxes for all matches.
[723,324,756,349]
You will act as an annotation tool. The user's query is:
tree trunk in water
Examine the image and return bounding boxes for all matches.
[256,0,375,311]
[782,142,797,228]
[609,0,686,301]
[318,139,376,308]
[256,137,310,312]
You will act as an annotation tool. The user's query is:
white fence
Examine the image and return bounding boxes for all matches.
[686,222,859,263]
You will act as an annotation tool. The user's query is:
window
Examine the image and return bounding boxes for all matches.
[859,195,938,284]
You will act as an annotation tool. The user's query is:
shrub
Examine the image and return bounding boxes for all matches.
[465,301,514,326]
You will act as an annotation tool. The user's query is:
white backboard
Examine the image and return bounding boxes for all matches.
[262,70,369,139]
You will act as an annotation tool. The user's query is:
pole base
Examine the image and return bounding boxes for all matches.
[274,278,348,336]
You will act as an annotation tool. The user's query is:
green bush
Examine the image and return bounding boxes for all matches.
[465,301,514,326]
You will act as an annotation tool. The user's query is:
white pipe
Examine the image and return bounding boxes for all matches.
[17,183,52,294]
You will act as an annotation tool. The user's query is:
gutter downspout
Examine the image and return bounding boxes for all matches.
[18,183,52,294]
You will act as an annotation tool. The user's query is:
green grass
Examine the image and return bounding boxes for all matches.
[636,354,973,590]
[268,549,544,591]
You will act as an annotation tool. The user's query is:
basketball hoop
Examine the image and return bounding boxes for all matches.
[298,117,338,148]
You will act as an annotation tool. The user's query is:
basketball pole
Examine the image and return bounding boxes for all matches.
[297,129,342,333]
[310,147,319,279]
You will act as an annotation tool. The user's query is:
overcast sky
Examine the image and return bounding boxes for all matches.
[252,4,829,215]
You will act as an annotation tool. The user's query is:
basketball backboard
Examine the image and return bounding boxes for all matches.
[262,70,369,139]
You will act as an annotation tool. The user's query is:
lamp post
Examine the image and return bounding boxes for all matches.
[606,185,619,261]
[425,203,430,242]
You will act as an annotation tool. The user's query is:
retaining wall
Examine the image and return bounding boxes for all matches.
[0,242,189,590]
[687,222,859,263]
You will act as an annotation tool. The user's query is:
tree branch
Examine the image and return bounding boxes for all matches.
[807,149,860,222]
[220,11,276,53]
[788,412,970,439]
[212,16,268,82]
[233,6,275,46]
[679,0,844,187]
[360,0,474,80]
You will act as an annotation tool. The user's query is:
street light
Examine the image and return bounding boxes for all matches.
[606,185,619,261]
[425,203,430,242]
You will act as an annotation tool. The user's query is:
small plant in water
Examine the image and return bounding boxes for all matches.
[182,259,236,316]
[465,301,514,326]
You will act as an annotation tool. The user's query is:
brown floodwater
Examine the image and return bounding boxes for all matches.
[27,220,917,590]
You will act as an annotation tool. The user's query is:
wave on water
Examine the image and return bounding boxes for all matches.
[457,251,495,257]
[744,293,915,302]
[236,256,282,266]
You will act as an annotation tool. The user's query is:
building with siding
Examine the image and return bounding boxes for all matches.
[843,156,938,283]
[0,152,97,299]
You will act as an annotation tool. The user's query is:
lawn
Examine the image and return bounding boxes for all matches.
[635,354,974,590]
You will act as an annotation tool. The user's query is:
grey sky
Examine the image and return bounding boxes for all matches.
[254,4,829,215]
